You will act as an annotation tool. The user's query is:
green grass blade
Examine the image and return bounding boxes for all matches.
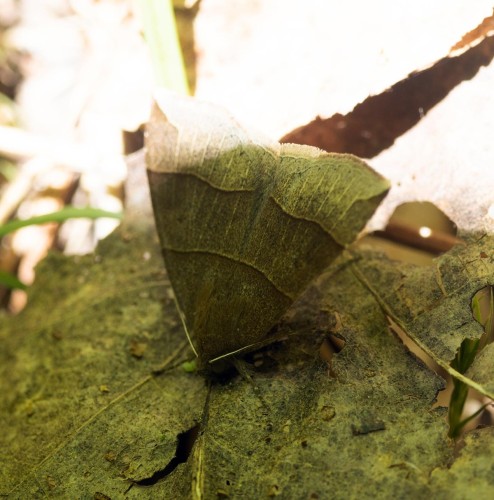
[0,207,122,238]
[0,270,27,290]
[449,400,492,439]
[138,0,189,94]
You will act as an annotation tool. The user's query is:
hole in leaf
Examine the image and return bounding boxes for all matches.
[472,285,494,343]
[368,201,460,264]
[319,333,346,378]
[134,423,200,486]
[386,317,453,418]
[387,317,442,376]
[386,287,494,439]
[319,334,346,359]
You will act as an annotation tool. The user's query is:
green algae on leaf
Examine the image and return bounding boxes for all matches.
[2,177,494,498]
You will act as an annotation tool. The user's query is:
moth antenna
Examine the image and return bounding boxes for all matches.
[208,323,332,365]
[207,326,314,364]
[207,338,274,364]
[172,293,198,357]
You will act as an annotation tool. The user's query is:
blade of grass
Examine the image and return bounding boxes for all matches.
[138,0,190,94]
[450,400,492,439]
[0,207,122,238]
[0,270,27,290]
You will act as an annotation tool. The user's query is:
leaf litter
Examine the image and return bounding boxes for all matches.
[2,3,494,498]
[2,185,494,497]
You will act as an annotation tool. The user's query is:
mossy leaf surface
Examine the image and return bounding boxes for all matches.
[3,218,494,498]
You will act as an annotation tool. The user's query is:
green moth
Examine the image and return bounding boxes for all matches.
[146,92,389,366]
